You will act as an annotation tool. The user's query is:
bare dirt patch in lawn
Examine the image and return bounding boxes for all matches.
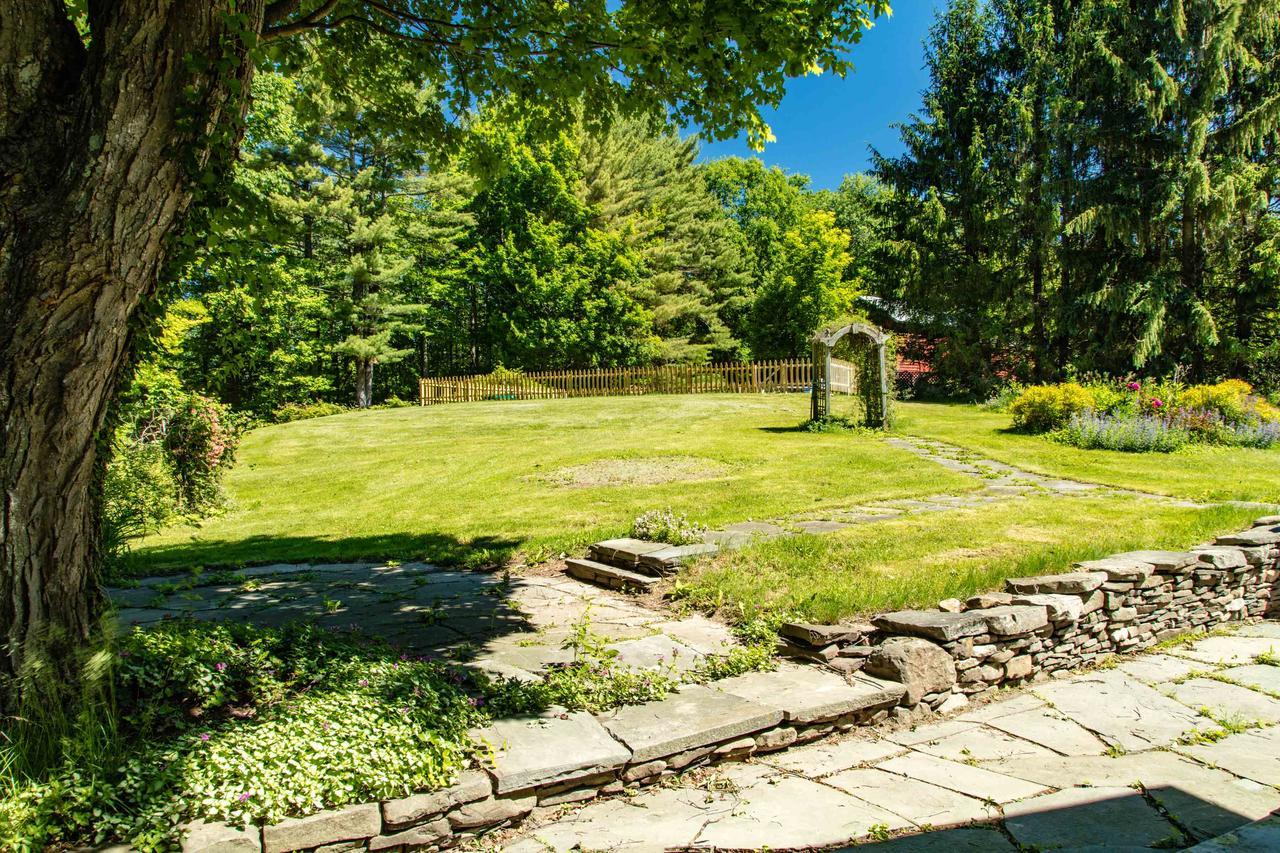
[538,455,732,488]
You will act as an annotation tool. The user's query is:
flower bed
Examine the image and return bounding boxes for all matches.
[999,379,1279,452]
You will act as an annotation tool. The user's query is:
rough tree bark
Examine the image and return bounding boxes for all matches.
[0,0,264,694]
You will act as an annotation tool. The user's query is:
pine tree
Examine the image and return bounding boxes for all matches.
[578,118,751,362]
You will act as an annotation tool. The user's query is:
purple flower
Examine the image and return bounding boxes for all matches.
[215,662,227,672]
[1127,381,1141,392]
[1151,398,1164,409]
[358,678,369,687]
[238,792,252,802]
[200,733,211,742]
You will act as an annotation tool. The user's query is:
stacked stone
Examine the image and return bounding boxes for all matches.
[778,517,1279,708]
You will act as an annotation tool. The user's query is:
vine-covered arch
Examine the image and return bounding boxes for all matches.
[810,322,891,427]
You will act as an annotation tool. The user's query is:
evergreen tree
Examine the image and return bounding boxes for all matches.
[578,118,751,362]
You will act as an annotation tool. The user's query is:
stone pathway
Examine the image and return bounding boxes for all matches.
[107,562,739,683]
[496,623,1280,852]
[692,435,1207,549]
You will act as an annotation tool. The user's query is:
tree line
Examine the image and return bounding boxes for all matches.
[872,0,1280,395]
[156,73,865,417]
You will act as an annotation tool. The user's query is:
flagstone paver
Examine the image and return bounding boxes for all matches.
[1002,786,1183,850]
[499,624,1280,852]
[982,707,1109,756]
[1032,669,1216,751]
[1165,677,1280,722]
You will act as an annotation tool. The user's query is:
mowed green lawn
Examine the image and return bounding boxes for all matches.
[676,496,1265,623]
[129,394,976,574]
[896,402,1280,503]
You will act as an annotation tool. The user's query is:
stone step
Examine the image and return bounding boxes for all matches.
[565,558,659,592]
[636,542,720,574]
[588,538,671,572]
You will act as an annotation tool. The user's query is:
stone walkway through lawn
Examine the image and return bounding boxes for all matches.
[496,622,1280,852]
[692,435,1207,549]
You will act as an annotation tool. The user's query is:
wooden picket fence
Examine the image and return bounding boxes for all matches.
[418,360,813,406]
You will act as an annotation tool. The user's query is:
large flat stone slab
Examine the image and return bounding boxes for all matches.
[588,538,670,567]
[1033,670,1213,751]
[505,785,709,852]
[1167,677,1280,723]
[1221,663,1280,695]
[825,767,998,828]
[607,633,703,672]
[1187,812,1280,853]
[983,708,1108,756]
[877,751,1049,804]
[759,735,906,776]
[692,763,913,849]
[872,610,987,642]
[1175,725,1280,786]
[1115,653,1205,684]
[636,542,718,572]
[714,665,905,724]
[1216,525,1280,546]
[1004,571,1107,595]
[1002,786,1179,851]
[263,804,381,853]
[1145,769,1280,841]
[1168,635,1280,666]
[1236,621,1280,639]
[596,684,782,763]
[477,709,631,794]
[907,725,1059,764]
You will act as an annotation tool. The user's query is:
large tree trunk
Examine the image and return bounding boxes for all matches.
[0,0,263,696]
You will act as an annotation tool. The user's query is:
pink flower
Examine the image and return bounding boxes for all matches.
[238,792,252,802]
[1126,381,1140,392]
[1151,398,1164,409]
[215,662,227,672]
[200,733,211,742]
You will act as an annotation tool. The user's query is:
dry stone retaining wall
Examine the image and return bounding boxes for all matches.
[182,517,1280,853]
[783,515,1280,711]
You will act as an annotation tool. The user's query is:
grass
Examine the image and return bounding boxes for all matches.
[896,402,1280,503]
[673,496,1264,624]
[126,395,975,576]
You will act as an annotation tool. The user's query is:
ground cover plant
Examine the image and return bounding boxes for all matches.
[125,395,976,576]
[896,402,1280,503]
[0,607,775,852]
[673,496,1266,625]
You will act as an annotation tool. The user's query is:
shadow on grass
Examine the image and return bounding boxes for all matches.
[111,530,526,580]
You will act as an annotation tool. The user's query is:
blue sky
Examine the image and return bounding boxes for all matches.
[695,2,944,190]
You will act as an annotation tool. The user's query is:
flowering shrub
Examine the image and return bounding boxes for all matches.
[1056,411,1191,453]
[1027,377,1280,452]
[1178,379,1280,425]
[632,508,707,545]
[1008,383,1095,432]
[164,394,241,513]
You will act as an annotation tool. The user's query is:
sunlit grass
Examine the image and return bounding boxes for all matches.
[897,402,1280,503]
[674,496,1265,623]
[128,395,973,575]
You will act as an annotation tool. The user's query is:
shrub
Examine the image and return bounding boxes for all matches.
[272,401,349,423]
[980,381,1025,412]
[164,395,240,514]
[1178,380,1280,424]
[101,440,178,560]
[1008,383,1094,432]
[1055,411,1191,453]
[631,508,707,545]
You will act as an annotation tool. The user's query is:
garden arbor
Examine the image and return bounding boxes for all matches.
[811,322,891,427]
